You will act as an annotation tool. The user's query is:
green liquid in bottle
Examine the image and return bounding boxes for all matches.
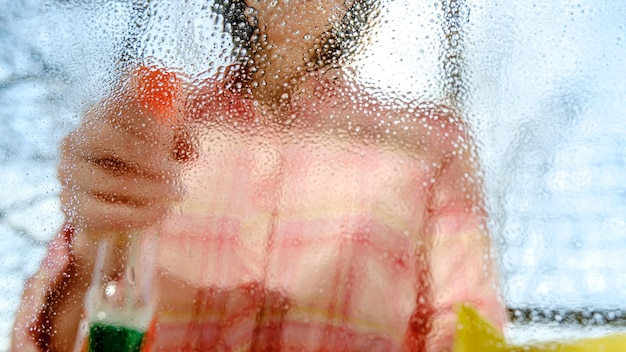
[88,323,146,352]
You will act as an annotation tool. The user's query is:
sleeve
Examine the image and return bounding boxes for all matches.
[423,143,507,351]
[11,224,74,352]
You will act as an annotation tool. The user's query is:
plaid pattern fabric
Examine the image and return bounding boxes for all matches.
[147,74,504,350]
[154,139,432,350]
[13,73,505,351]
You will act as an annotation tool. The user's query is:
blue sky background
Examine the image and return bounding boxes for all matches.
[1,0,625,349]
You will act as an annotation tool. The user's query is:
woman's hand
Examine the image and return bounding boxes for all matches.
[58,75,191,248]
[15,71,195,351]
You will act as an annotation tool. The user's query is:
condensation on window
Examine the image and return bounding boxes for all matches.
[1,0,626,351]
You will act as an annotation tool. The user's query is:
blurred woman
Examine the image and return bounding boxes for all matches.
[13,0,506,350]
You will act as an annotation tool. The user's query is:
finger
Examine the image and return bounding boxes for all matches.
[57,133,184,235]
[12,231,72,352]
[63,118,181,179]
[57,142,181,209]
[59,150,180,204]
[58,141,181,234]
[59,181,173,235]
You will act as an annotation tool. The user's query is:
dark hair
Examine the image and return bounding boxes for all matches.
[319,0,379,66]
[211,0,378,66]
[210,0,256,58]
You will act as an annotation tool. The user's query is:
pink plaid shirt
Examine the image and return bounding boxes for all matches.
[13,70,506,351]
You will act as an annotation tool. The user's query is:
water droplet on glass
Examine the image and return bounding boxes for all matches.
[104,281,116,297]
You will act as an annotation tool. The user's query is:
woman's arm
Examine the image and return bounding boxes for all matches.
[425,141,507,351]
[12,226,74,351]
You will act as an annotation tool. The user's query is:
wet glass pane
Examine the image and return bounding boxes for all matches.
[1,0,625,350]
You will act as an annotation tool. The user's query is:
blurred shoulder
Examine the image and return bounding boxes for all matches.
[329,69,472,157]
[384,99,469,155]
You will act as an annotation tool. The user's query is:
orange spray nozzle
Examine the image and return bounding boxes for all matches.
[134,65,181,124]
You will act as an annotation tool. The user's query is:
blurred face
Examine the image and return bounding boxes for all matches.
[245,0,352,45]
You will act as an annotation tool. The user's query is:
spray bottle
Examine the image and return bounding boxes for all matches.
[74,65,180,352]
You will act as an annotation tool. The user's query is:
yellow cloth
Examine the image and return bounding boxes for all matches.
[454,305,626,352]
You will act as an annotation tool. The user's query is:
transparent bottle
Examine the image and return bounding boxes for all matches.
[74,230,160,352]
[72,64,174,352]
